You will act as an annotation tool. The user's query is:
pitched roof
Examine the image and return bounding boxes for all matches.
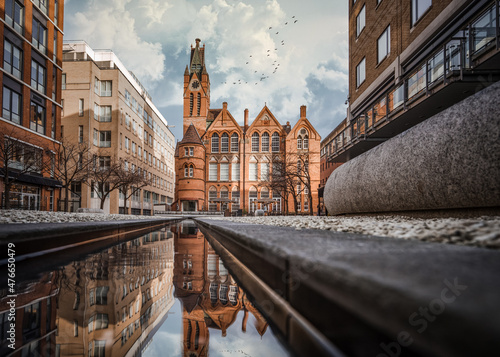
[179,123,204,145]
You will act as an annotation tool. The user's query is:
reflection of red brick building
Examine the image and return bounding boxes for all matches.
[174,39,321,215]
[172,221,269,357]
[0,272,58,356]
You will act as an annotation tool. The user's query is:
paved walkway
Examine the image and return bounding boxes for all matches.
[196,217,500,357]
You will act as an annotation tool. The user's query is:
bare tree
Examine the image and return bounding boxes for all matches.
[0,126,48,209]
[294,152,314,215]
[86,156,125,210]
[119,161,149,215]
[52,137,93,212]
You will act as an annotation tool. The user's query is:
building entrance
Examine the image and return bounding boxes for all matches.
[182,201,197,212]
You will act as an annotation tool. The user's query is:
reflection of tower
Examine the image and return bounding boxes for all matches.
[173,220,210,357]
[173,221,271,357]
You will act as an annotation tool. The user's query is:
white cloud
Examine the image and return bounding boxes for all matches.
[66,0,166,88]
[65,0,349,140]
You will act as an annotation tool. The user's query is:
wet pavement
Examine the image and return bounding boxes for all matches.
[0,220,289,357]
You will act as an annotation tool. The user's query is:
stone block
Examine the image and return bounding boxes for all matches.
[325,81,500,215]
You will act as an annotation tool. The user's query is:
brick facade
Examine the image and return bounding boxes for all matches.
[175,39,321,215]
[0,0,64,211]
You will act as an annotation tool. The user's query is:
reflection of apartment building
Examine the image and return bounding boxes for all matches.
[61,41,176,214]
[0,272,58,356]
[175,39,321,215]
[0,0,64,210]
[327,0,500,164]
[172,221,269,357]
[55,229,174,356]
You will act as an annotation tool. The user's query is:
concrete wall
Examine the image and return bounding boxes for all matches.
[325,81,500,215]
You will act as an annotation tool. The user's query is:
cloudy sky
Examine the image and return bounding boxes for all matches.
[64,0,348,142]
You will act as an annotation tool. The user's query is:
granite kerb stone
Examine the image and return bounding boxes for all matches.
[195,218,500,356]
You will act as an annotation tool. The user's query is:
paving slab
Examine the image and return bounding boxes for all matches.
[195,218,500,357]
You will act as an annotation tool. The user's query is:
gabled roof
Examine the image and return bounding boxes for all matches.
[204,105,243,137]
[179,123,204,145]
[288,116,321,140]
[247,105,285,134]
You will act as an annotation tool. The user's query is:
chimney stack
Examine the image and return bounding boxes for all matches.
[300,105,307,118]
[244,109,249,129]
[223,102,228,110]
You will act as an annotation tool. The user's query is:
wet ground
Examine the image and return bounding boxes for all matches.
[0,220,290,357]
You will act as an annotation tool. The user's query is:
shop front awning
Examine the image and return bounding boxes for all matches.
[0,169,62,188]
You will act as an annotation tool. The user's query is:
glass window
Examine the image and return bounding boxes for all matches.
[33,0,48,15]
[209,163,217,181]
[471,6,497,54]
[232,162,240,181]
[5,0,24,34]
[3,39,22,79]
[260,163,269,181]
[79,99,84,116]
[100,106,111,122]
[184,165,189,177]
[30,102,45,134]
[412,0,432,26]
[231,133,239,152]
[249,162,258,181]
[221,133,229,152]
[272,132,280,152]
[99,131,111,147]
[356,5,365,37]
[231,189,240,212]
[211,133,219,153]
[356,58,365,87]
[100,81,112,96]
[251,132,259,152]
[62,73,66,90]
[208,187,217,211]
[31,60,46,94]
[378,26,390,63]
[220,163,229,181]
[32,18,47,54]
[189,165,194,177]
[2,86,22,124]
[261,132,269,152]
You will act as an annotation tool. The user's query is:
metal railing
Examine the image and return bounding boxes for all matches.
[327,2,499,162]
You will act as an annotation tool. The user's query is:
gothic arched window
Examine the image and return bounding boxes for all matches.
[189,93,193,116]
[261,132,269,152]
[197,93,201,115]
[221,133,229,152]
[231,133,239,152]
[272,132,280,152]
[251,132,259,152]
[211,133,219,153]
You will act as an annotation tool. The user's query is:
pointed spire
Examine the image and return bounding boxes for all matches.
[184,65,189,76]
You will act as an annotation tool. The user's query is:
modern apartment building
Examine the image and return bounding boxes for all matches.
[0,0,64,211]
[175,39,321,215]
[327,0,500,163]
[61,41,176,214]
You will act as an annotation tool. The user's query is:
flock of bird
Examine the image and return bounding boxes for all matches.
[220,16,299,86]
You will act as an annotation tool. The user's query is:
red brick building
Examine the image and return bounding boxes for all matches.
[174,39,321,215]
[0,0,64,211]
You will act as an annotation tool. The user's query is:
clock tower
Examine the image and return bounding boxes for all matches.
[183,38,210,136]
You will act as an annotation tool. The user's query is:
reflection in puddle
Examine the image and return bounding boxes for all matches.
[0,222,288,356]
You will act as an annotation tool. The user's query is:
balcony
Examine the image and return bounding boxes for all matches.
[328,2,500,163]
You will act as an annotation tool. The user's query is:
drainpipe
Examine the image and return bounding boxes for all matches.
[242,109,248,215]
